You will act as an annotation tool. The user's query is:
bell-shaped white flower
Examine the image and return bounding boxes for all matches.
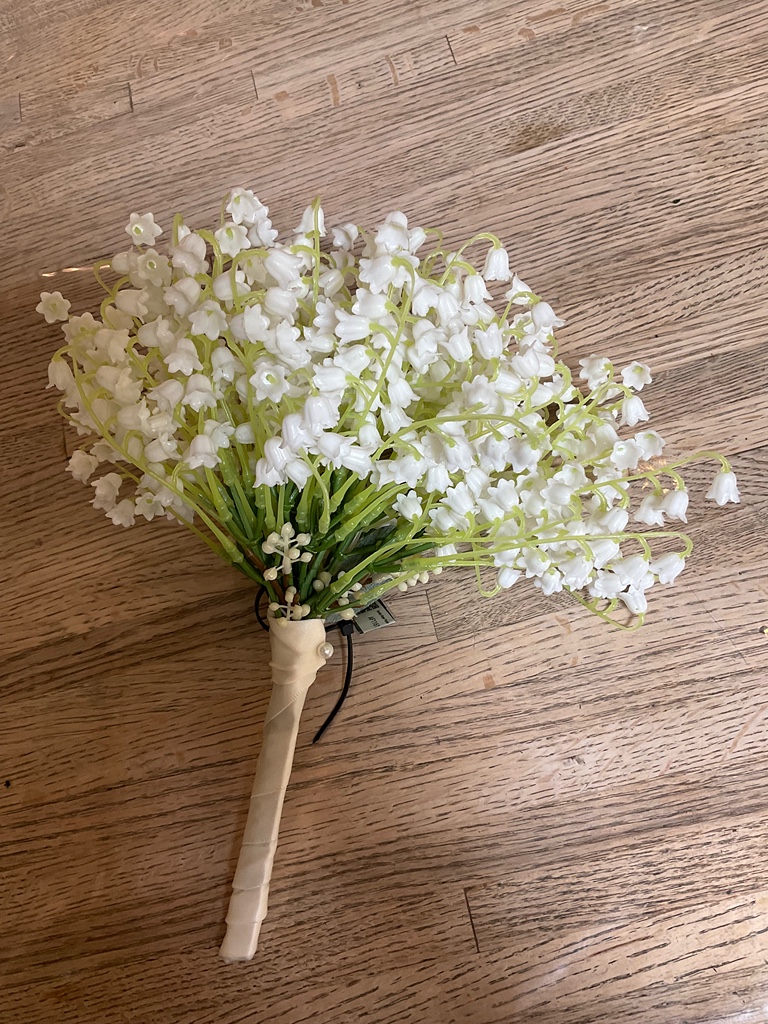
[67,450,99,482]
[706,470,740,505]
[619,395,649,427]
[393,490,423,521]
[37,291,71,323]
[662,488,689,522]
[497,566,521,589]
[634,493,665,527]
[91,472,123,511]
[634,430,665,460]
[126,212,162,247]
[578,355,612,389]
[164,337,202,376]
[182,374,217,412]
[215,222,251,258]
[482,246,511,282]
[332,222,359,250]
[186,434,221,469]
[611,554,651,588]
[171,232,208,276]
[189,300,228,341]
[164,277,202,316]
[621,361,652,391]
[250,359,291,403]
[619,586,648,615]
[610,439,644,471]
[264,249,303,289]
[650,552,685,584]
[226,189,268,227]
[473,323,504,360]
[296,204,326,237]
[148,379,184,412]
[136,250,172,287]
[213,269,248,305]
[204,419,235,449]
[107,498,136,527]
[530,301,565,332]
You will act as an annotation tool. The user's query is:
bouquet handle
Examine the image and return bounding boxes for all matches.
[219,616,327,962]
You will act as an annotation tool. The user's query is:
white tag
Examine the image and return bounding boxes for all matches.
[353,600,396,633]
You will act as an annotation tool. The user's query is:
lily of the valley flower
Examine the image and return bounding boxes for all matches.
[42,191,738,625]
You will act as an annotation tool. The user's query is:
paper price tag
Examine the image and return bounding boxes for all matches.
[352,600,396,633]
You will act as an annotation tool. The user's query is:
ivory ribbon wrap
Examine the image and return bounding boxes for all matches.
[219,616,327,962]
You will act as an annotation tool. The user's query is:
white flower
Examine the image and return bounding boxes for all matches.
[107,498,136,527]
[136,250,171,287]
[359,254,397,293]
[234,423,255,443]
[115,288,148,319]
[634,430,665,460]
[621,361,652,391]
[589,570,624,599]
[247,217,278,248]
[332,222,359,250]
[497,567,521,589]
[213,270,248,305]
[211,346,241,383]
[186,434,221,469]
[619,395,649,427]
[504,275,534,304]
[619,586,648,615]
[312,364,348,395]
[137,316,176,355]
[473,324,504,360]
[126,212,162,246]
[706,470,740,506]
[67,450,99,482]
[189,301,228,341]
[530,302,565,332]
[91,472,123,511]
[215,222,251,257]
[148,378,184,412]
[250,359,291,402]
[394,490,423,521]
[264,249,303,289]
[264,287,298,318]
[482,247,511,282]
[226,189,268,227]
[662,489,689,522]
[296,204,325,237]
[335,310,371,342]
[302,395,339,435]
[204,419,235,449]
[182,374,217,412]
[164,337,202,375]
[634,493,665,527]
[36,291,71,323]
[650,552,685,584]
[47,359,76,400]
[610,439,644,471]
[164,277,201,316]
[579,355,612,389]
[171,233,208,276]
[611,555,651,588]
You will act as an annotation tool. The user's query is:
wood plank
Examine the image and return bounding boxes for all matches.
[3,0,768,1020]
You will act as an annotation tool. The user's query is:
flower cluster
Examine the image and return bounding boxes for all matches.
[44,191,739,624]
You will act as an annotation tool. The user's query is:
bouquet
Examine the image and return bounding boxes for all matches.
[43,189,739,960]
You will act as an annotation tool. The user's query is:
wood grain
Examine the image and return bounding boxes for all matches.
[2,0,768,1021]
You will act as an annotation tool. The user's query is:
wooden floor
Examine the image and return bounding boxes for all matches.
[2,1,768,1021]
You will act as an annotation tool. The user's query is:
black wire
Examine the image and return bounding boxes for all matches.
[254,585,270,632]
[253,585,356,743]
[313,624,354,744]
